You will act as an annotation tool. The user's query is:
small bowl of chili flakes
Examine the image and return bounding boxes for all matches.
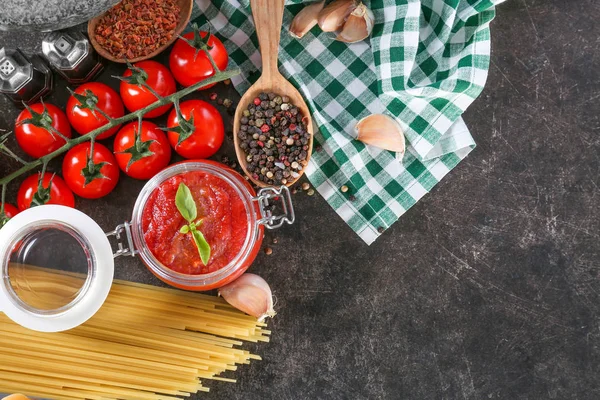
[88,0,193,63]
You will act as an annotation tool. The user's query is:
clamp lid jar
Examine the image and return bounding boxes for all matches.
[128,160,295,291]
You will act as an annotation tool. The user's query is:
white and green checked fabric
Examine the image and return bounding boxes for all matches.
[191,0,504,244]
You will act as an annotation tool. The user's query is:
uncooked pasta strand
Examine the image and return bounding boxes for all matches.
[0,267,270,400]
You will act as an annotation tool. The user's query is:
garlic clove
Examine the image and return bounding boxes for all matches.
[335,2,374,43]
[219,273,276,322]
[317,0,356,32]
[355,114,406,156]
[290,1,325,39]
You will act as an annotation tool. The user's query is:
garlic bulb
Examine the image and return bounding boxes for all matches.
[317,0,356,32]
[290,1,325,39]
[335,3,374,43]
[355,114,406,157]
[219,273,276,322]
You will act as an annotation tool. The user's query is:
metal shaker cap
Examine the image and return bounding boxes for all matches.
[0,48,33,94]
[42,31,89,70]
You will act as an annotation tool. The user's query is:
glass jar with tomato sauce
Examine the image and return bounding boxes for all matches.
[0,160,294,332]
[130,160,294,290]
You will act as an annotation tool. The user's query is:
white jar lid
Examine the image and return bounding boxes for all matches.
[0,205,114,332]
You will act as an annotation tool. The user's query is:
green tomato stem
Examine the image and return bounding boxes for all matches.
[0,67,240,187]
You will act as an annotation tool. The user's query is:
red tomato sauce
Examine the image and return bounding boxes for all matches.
[142,171,249,274]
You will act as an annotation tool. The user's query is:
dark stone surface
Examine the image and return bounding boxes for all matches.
[1,0,599,398]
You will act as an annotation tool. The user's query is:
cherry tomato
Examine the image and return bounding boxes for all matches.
[66,82,124,140]
[15,103,72,158]
[1,203,18,227]
[17,173,75,211]
[166,100,224,159]
[2,204,19,218]
[120,61,176,118]
[169,31,228,89]
[62,142,120,199]
[113,121,172,180]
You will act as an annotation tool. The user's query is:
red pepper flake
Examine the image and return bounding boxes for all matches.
[209,92,218,101]
[261,124,270,133]
[257,141,264,147]
[253,98,261,106]
[94,0,181,59]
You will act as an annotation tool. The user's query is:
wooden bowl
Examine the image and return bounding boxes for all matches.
[87,0,193,63]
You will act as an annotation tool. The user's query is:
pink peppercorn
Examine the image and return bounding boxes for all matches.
[254,98,261,106]
[261,124,270,133]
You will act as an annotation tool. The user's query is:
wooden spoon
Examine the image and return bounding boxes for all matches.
[233,0,314,188]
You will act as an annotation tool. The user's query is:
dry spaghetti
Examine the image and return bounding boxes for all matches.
[0,267,270,400]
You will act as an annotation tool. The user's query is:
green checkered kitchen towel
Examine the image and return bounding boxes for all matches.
[190,0,504,244]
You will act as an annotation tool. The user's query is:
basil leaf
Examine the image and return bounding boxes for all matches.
[175,183,197,222]
[179,225,190,234]
[191,230,211,266]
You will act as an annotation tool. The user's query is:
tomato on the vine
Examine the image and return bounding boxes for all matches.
[0,203,19,227]
[15,103,72,158]
[66,82,124,140]
[17,173,75,211]
[62,142,120,199]
[119,61,176,118]
[169,30,228,89]
[113,121,172,180]
[2,204,19,218]
[166,100,224,159]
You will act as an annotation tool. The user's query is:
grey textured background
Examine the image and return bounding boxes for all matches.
[0,0,118,31]
[1,0,599,399]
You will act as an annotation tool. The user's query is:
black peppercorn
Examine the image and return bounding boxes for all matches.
[238,92,309,186]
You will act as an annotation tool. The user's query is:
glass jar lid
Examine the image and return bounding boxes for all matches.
[0,205,114,332]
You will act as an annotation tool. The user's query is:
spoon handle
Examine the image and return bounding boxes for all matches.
[250,0,285,83]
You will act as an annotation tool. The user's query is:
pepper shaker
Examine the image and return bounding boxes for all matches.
[0,47,53,106]
[42,31,104,84]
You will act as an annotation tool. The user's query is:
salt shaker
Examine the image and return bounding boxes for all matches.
[0,47,53,105]
[42,31,103,84]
